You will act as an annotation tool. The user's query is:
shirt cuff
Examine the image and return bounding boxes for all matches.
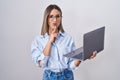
[69,60,82,70]
[70,61,77,70]
[37,53,49,67]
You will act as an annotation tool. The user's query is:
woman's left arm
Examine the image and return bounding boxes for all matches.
[74,51,97,67]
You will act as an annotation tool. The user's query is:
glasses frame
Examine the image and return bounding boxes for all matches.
[48,15,62,21]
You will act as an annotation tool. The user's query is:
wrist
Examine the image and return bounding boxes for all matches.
[48,40,53,44]
[74,60,81,66]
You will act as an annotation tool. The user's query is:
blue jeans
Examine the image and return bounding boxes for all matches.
[42,69,74,80]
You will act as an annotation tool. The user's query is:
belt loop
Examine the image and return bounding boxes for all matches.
[48,70,51,78]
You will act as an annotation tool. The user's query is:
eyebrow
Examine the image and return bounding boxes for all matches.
[49,14,61,16]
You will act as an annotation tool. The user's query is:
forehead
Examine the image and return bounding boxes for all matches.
[49,9,61,15]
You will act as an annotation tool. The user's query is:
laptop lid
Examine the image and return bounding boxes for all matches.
[83,26,105,60]
[64,26,105,61]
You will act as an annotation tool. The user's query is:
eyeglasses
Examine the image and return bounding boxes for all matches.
[48,15,62,20]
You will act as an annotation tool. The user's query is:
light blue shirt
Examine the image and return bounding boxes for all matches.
[31,31,78,72]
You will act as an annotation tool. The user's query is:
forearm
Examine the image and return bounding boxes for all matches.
[43,40,52,56]
[38,40,52,67]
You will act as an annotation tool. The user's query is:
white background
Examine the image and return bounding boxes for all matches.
[0,0,120,80]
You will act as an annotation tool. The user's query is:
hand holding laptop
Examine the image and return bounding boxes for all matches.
[88,51,97,60]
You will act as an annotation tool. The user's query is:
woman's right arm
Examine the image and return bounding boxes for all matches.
[38,40,52,67]
[31,38,52,68]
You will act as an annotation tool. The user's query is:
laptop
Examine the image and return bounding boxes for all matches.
[64,26,105,61]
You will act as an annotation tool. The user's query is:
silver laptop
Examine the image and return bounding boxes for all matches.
[64,26,105,61]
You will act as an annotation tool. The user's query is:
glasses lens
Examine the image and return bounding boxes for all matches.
[48,15,61,20]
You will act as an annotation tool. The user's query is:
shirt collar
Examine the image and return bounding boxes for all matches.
[58,31,65,37]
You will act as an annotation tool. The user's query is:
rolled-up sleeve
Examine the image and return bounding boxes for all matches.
[67,38,80,70]
[31,38,49,67]
[68,58,82,70]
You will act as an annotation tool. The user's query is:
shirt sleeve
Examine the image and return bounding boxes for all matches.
[68,58,81,70]
[31,37,49,68]
[67,37,81,70]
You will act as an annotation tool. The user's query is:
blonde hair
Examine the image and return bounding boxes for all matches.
[41,4,64,35]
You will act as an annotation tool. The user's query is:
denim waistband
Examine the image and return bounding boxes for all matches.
[44,68,72,76]
[44,68,71,72]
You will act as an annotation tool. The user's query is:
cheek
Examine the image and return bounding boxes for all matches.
[47,20,52,26]
[57,21,61,26]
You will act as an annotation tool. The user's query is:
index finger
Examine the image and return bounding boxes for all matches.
[52,26,57,33]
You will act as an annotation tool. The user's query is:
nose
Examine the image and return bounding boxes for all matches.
[53,17,57,22]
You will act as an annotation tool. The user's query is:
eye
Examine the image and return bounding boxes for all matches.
[56,15,61,18]
[48,15,53,18]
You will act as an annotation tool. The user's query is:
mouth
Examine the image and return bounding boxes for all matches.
[53,23,57,26]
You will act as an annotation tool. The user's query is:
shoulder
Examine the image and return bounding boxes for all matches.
[61,32,74,42]
[63,32,73,39]
[33,34,44,40]
[32,34,45,44]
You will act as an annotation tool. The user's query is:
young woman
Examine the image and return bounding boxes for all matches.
[31,4,96,80]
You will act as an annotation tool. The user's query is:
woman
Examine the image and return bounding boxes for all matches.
[31,4,96,80]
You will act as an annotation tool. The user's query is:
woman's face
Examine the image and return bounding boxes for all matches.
[48,9,61,30]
